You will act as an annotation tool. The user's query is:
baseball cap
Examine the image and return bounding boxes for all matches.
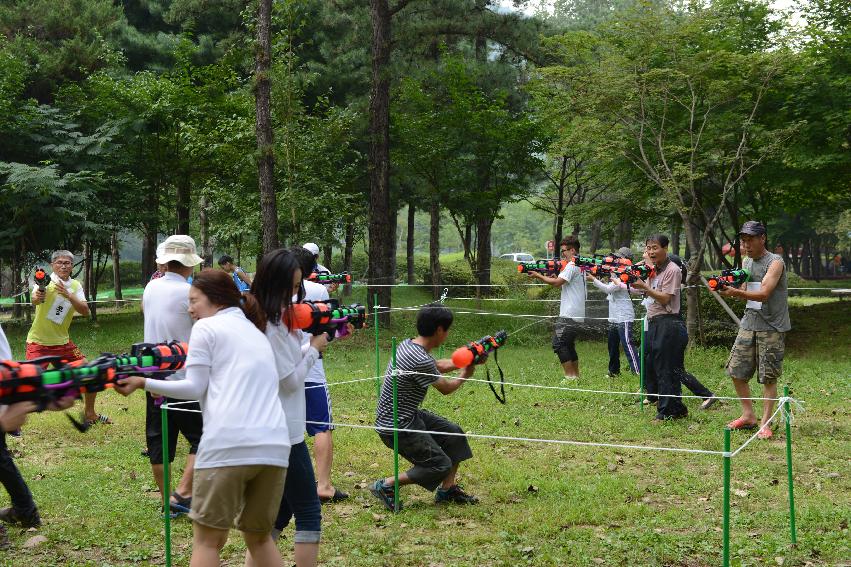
[156,235,204,267]
[303,242,320,256]
[739,221,766,236]
[613,247,634,260]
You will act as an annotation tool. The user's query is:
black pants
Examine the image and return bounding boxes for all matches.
[379,410,473,492]
[644,315,688,418]
[0,432,38,518]
[643,319,713,403]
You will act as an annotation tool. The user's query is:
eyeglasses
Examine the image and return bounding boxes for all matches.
[53,261,73,266]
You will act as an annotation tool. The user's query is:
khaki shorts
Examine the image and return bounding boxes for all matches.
[189,465,286,532]
[726,329,785,384]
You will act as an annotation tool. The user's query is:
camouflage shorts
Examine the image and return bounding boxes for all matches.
[725,329,785,384]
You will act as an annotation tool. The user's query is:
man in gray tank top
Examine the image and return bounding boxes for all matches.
[721,221,791,440]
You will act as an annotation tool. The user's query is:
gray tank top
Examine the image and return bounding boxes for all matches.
[740,251,791,332]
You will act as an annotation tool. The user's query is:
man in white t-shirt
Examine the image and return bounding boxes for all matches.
[141,235,204,516]
[527,236,587,381]
[292,248,349,503]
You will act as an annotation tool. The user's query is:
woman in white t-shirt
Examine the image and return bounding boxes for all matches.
[117,270,289,567]
[249,248,329,567]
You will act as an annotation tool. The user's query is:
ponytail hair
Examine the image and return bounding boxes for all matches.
[191,270,267,332]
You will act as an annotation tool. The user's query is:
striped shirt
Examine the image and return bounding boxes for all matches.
[375,339,439,429]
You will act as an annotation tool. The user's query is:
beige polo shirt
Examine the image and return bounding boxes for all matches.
[646,260,681,318]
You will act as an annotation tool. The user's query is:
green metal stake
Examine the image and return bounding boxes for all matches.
[723,427,731,567]
[374,293,381,399]
[391,336,400,513]
[161,405,172,567]
[784,385,798,545]
[639,317,646,411]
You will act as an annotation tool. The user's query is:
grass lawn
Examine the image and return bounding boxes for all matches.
[1,289,849,566]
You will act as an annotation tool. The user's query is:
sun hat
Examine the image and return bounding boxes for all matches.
[303,242,320,256]
[156,235,204,267]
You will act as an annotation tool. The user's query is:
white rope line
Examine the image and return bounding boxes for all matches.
[304,420,727,456]
[446,296,643,303]
[349,282,841,292]
[396,370,792,402]
[374,305,624,322]
[1,297,143,307]
[305,376,382,389]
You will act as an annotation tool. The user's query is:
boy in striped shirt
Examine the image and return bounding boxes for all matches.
[371,304,479,510]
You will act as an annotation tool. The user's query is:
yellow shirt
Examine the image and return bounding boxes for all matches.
[26,275,85,346]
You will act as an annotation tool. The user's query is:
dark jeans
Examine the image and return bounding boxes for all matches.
[0,432,38,518]
[608,322,639,375]
[645,315,688,418]
[643,319,713,402]
[275,441,321,543]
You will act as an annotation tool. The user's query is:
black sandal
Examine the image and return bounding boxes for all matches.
[169,491,192,514]
[319,488,349,504]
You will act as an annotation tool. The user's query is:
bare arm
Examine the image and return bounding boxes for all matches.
[529,271,566,288]
[722,260,784,302]
[430,364,474,395]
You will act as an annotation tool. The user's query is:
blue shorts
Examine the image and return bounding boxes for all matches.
[305,383,334,435]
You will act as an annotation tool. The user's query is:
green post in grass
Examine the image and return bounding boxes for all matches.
[783,385,798,545]
[391,336,400,513]
[374,293,381,399]
[161,405,172,567]
[639,318,646,411]
[722,427,731,567]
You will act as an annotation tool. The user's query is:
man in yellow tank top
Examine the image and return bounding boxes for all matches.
[25,250,111,426]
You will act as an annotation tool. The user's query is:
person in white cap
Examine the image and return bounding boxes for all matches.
[141,235,205,517]
[302,243,329,275]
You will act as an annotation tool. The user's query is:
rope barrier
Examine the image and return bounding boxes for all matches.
[396,370,798,402]
[303,419,728,456]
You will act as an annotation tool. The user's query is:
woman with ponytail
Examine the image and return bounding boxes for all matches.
[116,269,289,567]
[249,248,328,567]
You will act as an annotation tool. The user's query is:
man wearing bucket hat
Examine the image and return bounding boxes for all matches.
[142,235,204,516]
[720,221,790,440]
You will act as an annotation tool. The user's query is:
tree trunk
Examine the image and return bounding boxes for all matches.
[11,249,22,320]
[406,203,416,285]
[429,201,441,300]
[463,225,472,261]
[255,0,278,253]
[475,216,494,295]
[199,195,212,267]
[323,244,333,272]
[588,221,602,255]
[367,0,394,325]
[671,216,681,257]
[682,213,703,343]
[142,226,157,285]
[553,158,566,248]
[801,240,811,278]
[83,240,96,322]
[177,172,191,234]
[111,231,122,301]
[343,220,355,296]
[617,219,632,248]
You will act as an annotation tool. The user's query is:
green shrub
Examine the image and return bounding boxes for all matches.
[98,261,143,289]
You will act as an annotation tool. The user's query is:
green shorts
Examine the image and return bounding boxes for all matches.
[726,329,785,385]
